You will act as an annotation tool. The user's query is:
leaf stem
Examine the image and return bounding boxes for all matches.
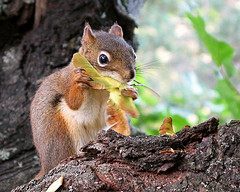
[132,80,161,98]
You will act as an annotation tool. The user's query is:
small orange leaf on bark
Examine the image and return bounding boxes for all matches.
[159,117,175,137]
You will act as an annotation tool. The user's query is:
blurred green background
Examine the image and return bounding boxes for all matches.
[132,0,240,135]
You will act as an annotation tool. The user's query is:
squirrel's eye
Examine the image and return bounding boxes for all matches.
[99,54,109,64]
[98,51,110,67]
[134,53,137,59]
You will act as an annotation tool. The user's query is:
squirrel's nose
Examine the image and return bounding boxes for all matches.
[129,69,135,80]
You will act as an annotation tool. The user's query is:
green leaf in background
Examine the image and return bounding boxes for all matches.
[215,79,240,119]
[186,13,235,77]
[145,128,159,136]
[187,12,240,121]
[171,115,190,132]
[223,58,235,78]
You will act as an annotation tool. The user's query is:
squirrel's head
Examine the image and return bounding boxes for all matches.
[79,23,136,83]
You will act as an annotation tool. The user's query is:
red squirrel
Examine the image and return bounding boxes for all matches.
[30,23,138,178]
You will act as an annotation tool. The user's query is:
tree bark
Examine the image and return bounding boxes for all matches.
[12,118,240,192]
[0,0,145,191]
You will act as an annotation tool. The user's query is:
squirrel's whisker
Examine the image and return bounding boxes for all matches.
[132,80,161,98]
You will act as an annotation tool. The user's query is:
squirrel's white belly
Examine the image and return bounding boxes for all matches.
[58,89,109,152]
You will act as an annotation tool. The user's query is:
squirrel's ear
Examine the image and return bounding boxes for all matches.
[82,23,96,43]
[109,24,123,38]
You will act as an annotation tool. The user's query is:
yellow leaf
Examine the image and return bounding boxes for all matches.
[73,53,102,77]
[72,53,139,118]
[108,88,139,118]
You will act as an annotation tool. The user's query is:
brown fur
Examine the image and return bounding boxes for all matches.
[31,23,137,178]
[64,83,85,110]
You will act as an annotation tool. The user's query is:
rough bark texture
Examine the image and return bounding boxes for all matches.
[0,0,145,191]
[12,118,240,191]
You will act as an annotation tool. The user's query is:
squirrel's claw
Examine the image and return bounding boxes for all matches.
[74,67,93,87]
[74,67,86,74]
[121,87,138,100]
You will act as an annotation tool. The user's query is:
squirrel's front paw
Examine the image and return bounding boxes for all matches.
[121,87,138,100]
[74,68,93,87]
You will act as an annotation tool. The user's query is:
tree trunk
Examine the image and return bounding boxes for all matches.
[0,0,145,191]
[12,118,240,191]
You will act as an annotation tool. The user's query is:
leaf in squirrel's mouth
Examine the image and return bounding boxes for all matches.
[72,53,139,118]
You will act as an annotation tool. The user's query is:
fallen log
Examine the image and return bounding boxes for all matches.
[13,118,240,191]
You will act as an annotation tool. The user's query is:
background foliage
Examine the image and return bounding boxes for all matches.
[133,0,240,134]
